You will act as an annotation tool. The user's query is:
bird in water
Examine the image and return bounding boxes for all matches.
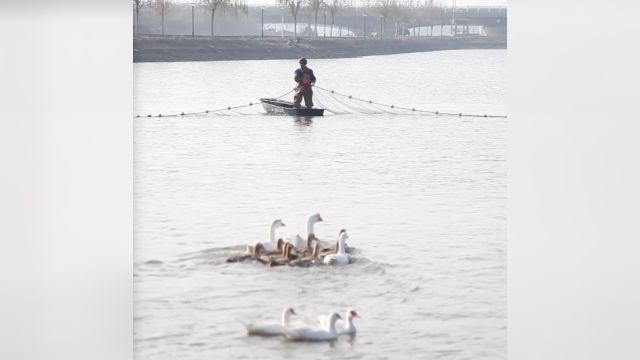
[246,218,286,254]
[226,242,266,263]
[337,309,360,335]
[319,229,352,256]
[289,213,323,251]
[288,242,322,267]
[245,307,297,336]
[266,242,297,267]
[323,230,350,265]
[314,309,361,335]
[284,312,342,342]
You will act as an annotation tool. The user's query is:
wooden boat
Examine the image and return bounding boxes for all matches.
[260,98,324,116]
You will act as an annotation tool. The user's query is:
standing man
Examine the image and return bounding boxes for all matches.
[293,58,316,108]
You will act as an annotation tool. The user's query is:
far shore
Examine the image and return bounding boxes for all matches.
[133,34,507,63]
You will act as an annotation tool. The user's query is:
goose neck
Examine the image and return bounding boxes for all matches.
[306,219,315,237]
[328,315,339,333]
[346,316,354,331]
[282,310,291,326]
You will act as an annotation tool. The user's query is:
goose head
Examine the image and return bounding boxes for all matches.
[308,213,324,223]
[272,219,286,229]
[327,312,342,331]
[347,309,360,320]
[282,307,296,325]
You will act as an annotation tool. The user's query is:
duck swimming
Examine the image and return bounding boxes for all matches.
[315,309,360,335]
[284,312,342,342]
[226,243,265,263]
[247,218,286,254]
[337,309,360,335]
[319,229,352,255]
[323,230,350,266]
[246,307,297,336]
[289,234,318,258]
[266,242,297,267]
[290,213,323,251]
[288,242,322,267]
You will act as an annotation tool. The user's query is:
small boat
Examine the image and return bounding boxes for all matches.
[260,98,324,117]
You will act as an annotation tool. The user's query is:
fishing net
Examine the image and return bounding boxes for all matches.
[134,87,507,119]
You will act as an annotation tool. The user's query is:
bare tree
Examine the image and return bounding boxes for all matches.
[396,0,415,36]
[327,0,346,37]
[200,0,248,37]
[308,0,322,36]
[419,0,435,36]
[152,0,171,35]
[134,0,144,35]
[374,0,397,37]
[435,3,446,36]
[277,0,305,37]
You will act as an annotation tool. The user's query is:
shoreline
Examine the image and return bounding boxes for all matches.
[133,35,507,63]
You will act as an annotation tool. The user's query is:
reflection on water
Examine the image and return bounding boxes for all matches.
[294,116,314,125]
[134,50,506,359]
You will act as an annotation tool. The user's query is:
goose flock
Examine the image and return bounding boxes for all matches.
[226,213,353,267]
[228,213,361,342]
[245,307,361,342]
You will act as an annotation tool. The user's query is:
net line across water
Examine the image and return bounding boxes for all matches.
[135,86,508,119]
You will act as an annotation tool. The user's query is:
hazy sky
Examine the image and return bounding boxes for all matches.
[171,0,508,7]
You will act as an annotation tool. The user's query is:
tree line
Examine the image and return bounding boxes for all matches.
[134,0,248,36]
[133,0,456,38]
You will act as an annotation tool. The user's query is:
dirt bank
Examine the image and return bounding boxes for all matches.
[133,35,507,63]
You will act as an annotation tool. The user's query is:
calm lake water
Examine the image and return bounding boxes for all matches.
[134,50,506,359]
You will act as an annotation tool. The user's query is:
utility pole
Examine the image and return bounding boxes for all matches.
[363,14,366,38]
[352,5,356,37]
[452,0,457,36]
[261,7,265,37]
[323,6,326,38]
[191,4,195,37]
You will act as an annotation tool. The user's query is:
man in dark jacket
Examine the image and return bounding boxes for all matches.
[293,58,316,108]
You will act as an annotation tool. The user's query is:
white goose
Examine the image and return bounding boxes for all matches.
[284,312,342,342]
[338,309,360,335]
[323,230,350,265]
[291,213,323,251]
[246,307,296,336]
[315,309,360,335]
[319,229,351,256]
[248,219,286,254]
